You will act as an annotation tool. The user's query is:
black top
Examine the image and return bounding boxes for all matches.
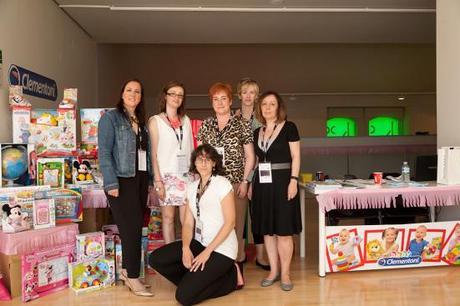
[254,121,300,164]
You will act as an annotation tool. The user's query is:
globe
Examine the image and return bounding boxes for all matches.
[2,146,28,184]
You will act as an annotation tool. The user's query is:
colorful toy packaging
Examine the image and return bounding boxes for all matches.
[11,102,32,144]
[49,188,83,223]
[32,191,55,230]
[79,108,112,158]
[37,158,65,188]
[21,243,75,302]
[29,108,76,157]
[68,258,115,294]
[147,206,163,240]
[325,221,460,273]
[75,232,105,262]
[0,186,50,232]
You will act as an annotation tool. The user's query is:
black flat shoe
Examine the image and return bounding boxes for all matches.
[256,260,271,271]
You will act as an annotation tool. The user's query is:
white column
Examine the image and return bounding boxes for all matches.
[437,0,460,220]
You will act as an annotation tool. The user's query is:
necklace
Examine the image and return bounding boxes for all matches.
[129,115,139,125]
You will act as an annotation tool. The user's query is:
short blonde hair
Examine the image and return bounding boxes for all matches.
[237,78,260,96]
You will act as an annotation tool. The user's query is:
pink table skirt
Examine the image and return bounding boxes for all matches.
[82,188,108,208]
[0,223,79,256]
[317,185,460,212]
[82,188,159,208]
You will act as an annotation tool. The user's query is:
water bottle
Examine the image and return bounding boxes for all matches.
[401,161,410,183]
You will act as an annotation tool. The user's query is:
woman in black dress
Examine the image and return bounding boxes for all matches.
[249,91,301,291]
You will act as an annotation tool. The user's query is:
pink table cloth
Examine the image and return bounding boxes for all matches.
[0,223,79,256]
[317,184,460,212]
[82,188,159,208]
[82,188,108,208]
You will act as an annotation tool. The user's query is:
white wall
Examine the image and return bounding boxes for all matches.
[437,0,460,220]
[0,0,97,142]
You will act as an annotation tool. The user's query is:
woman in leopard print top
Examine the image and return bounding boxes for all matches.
[197,82,255,263]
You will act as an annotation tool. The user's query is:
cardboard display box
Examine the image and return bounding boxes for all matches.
[0,253,21,297]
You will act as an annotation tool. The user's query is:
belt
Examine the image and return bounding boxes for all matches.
[258,162,291,170]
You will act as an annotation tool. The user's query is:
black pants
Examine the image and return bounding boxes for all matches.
[107,171,148,278]
[150,239,237,306]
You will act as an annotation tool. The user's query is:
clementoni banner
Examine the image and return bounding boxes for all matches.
[325,221,460,273]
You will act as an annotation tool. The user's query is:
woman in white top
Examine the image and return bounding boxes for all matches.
[149,144,244,305]
[148,81,194,244]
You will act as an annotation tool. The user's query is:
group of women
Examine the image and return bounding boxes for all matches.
[98,78,302,305]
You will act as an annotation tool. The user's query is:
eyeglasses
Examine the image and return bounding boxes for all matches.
[166,92,184,99]
[195,156,212,165]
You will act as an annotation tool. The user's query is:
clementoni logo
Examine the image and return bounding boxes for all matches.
[378,256,422,266]
[8,64,57,101]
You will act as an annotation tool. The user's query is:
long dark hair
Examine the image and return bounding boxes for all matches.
[189,144,225,176]
[116,79,146,127]
[158,81,186,117]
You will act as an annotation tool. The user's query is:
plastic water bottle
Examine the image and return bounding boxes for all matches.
[401,161,410,183]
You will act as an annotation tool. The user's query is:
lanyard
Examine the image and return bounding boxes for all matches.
[195,177,212,219]
[165,115,183,150]
[261,124,277,153]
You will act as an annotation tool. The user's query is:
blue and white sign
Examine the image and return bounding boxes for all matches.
[8,64,57,101]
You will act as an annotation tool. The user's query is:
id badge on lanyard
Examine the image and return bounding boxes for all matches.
[177,154,188,174]
[258,162,273,183]
[195,219,204,243]
[138,150,147,171]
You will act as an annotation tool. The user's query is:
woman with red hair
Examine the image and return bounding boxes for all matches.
[197,82,255,267]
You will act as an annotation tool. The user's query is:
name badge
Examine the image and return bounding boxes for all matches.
[138,150,147,171]
[215,146,225,165]
[177,154,188,174]
[195,219,204,243]
[258,162,272,183]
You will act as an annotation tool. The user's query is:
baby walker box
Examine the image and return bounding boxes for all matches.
[68,257,115,294]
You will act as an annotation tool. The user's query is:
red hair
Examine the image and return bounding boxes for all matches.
[208,82,233,101]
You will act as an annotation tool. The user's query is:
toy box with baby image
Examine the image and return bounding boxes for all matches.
[364,227,406,262]
[326,228,364,272]
[21,243,75,302]
[442,223,460,265]
[75,232,105,262]
[37,158,65,189]
[68,257,115,294]
[406,225,445,262]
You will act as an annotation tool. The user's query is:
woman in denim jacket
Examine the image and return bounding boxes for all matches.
[98,79,153,297]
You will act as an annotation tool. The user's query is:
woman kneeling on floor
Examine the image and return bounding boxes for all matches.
[149,144,244,306]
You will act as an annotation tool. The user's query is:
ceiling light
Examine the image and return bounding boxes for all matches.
[397,96,406,101]
[58,4,435,13]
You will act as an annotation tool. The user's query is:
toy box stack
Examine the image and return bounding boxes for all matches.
[0,85,110,300]
[68,232,114,294]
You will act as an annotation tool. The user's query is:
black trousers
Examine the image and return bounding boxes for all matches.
[150,239,237,306]
[107,170,148,278]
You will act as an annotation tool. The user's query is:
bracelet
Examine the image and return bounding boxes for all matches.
[290,176,299,181]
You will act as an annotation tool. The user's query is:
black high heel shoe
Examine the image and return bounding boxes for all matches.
[255,259,271,271]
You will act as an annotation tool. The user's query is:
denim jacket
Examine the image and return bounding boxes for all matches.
[98,109,152,192]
